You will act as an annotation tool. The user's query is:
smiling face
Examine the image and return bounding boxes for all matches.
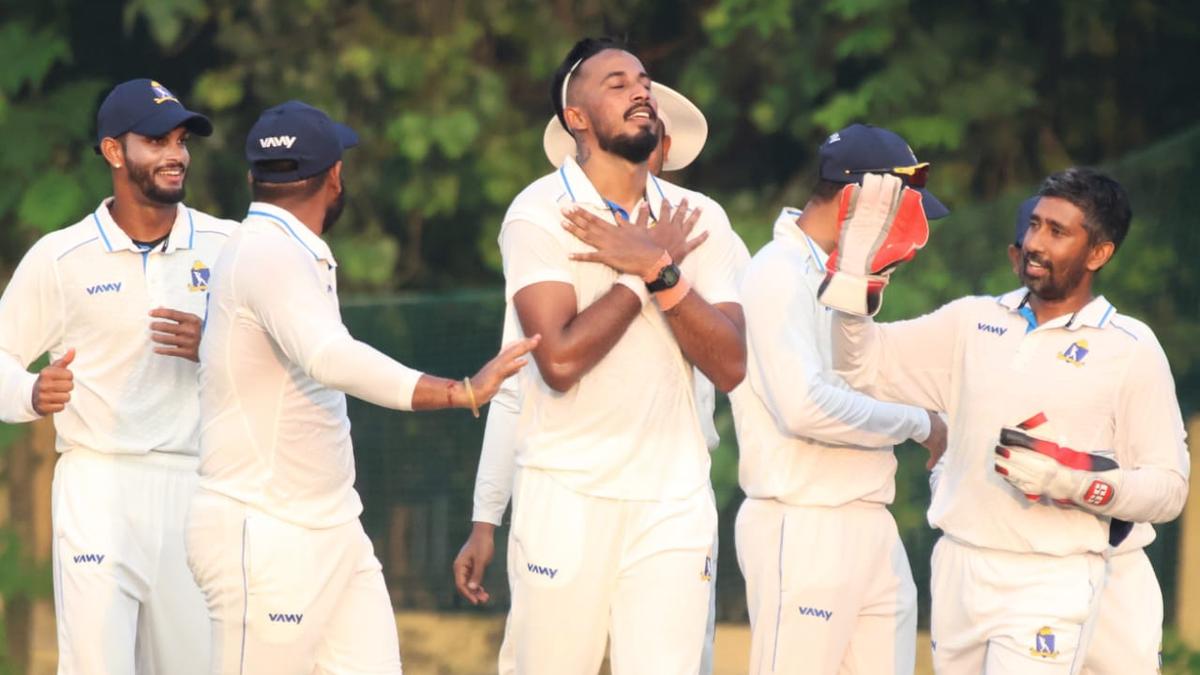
[563,49,659,164]
[1019,196,1114,302]
[119,126,191,204]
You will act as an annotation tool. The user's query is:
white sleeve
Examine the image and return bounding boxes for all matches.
[499,220,573,300]
[237,240,422,410]
[0,241,62,423]
[743,249,930,448]
[470,307,523,524]
[472,373,520,524]
[831,298,969,414]
[687,203,746,306]
[1101,331,1189,523]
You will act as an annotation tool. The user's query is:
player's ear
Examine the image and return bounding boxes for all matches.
[661,134,672,163]
[327,161,343,196]
[564,106,588,136]
[100,137,124,170]
[1086,240,1115,272]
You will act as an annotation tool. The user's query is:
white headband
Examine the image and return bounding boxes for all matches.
[559,58,584,127]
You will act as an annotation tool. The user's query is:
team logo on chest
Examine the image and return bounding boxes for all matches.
[188,261,210,292]
[1030,626,1060,658]
[1057,339,1089,367]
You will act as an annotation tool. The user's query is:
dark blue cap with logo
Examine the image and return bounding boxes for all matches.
[818,123,949,219]
[245,100,359,183]
[95,78,212,153]
[1013,195,1039,247]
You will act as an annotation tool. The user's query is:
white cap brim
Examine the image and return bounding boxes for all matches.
[542,82,707,171]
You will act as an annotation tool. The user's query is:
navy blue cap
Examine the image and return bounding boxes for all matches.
[245,101,359,183]
[818,123,949,219]
[95,79,212,153]
[1013,195,1039,247]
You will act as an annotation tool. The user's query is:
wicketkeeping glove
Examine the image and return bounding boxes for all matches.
[993,417,1121,512]
[818,173,930,316]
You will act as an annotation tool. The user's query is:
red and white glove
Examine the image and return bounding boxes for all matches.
[818,173,930,316]
[993,413,1121,511]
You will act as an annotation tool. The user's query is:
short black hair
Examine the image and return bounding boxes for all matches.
[250,161,330,202]
[551,37,624,134]
[809,179,846,206]
[1037,167,1131,250]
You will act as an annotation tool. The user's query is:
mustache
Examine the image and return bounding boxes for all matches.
[1023,251,1052,271]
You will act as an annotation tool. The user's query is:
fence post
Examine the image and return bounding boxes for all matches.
[1178,414,1200,649]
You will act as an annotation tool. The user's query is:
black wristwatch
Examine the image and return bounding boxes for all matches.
[646,263,682,292]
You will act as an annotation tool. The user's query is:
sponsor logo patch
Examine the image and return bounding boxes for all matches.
[258,135,297,149]
[526,563,558,579]
[268,612,303,624]
[701,555,713,582]
[1084,480,1115,506]
[977,322,1008,336]
[798,606,833,621]
[72,553,105,564]
[86,282,122,295]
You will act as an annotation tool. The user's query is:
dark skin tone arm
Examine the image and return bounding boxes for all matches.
[512,199,716,393]
[562,199,746,392]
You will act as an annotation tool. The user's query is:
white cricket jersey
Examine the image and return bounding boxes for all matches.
[732,208,930,507]
[470,305,725,524]
[498,157,748,500]
[198,202,423,529]
[834,289,1189,556]
[0,199,234,455]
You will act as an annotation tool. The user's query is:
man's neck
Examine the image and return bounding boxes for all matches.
[108,187,178,243]
[797,199,839,254]
[577,150,649,215]
[1027,286,1095,326]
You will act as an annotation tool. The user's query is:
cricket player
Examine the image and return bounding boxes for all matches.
[496,37,748,673]
[0,78,231,674]
[821,167,1189,674]
[185,100,537,674]
[1005,196,1166,675]
[453,83,731,675]
[730,123,950,675]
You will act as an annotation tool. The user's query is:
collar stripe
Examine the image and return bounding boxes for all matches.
[92,212,114,252]
[247,209,322,261]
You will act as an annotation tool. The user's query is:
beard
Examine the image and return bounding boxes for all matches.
[127,160,186,204]
[322,178,347,233]
[1019,250,1088,301]
[596,119,658,164]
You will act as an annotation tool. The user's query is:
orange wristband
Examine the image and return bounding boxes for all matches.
[653,277,691,312]
[642,251,673,283]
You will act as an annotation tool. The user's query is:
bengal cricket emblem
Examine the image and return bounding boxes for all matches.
[1057,340,1089,367]
[150,80,179,105]
[188,261,210,292]
[1030,627,1060,659]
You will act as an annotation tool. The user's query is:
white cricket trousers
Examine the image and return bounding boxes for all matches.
[1080,547,1162,675]
[52,447,210,675]
[930,535,1105,675]
[496,508,721,675]
[184,489,401,675]
[735,498,917,675]
[506,468,716,675]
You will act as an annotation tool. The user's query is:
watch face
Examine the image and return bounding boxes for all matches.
[660,264,681,288]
